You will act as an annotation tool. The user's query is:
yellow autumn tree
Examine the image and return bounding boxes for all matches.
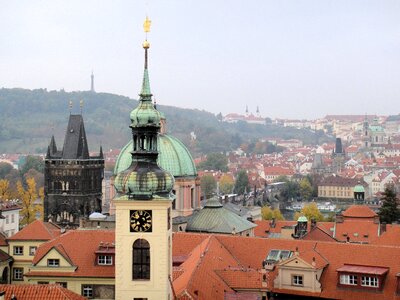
[17,177,42,226]
[293,202,324,222]
[219,174,234,194]
[261,206,285,220]
[0,179,11,200]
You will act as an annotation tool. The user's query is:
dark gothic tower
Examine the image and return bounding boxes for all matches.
[44,113,104,227]
[332,137,345,173]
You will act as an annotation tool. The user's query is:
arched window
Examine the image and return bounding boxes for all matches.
[132,239,150,280]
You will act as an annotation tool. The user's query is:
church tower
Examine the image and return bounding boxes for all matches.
[44,111,104,227]
[114,16,174,300]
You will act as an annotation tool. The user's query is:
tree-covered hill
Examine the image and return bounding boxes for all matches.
[0,88,332,155]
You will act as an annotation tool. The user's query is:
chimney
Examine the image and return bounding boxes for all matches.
[311,218,317,229]
[335,214,344,223]
[270,217,276,228]
[380,222,387,234]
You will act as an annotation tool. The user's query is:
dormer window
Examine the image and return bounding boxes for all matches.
[98,255,113,265]
[337,264,388,291]
[48,259,60,267]
[361,276,378,287]
[340,274,358,285]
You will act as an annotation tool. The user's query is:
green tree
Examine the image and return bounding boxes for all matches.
[299,177,313,200]
[198,153,228,172]
[378,185,400,223]
[17,177,42,225]
[294,202,324,222]
[0,162,13,179]
[261,206,285,220]
[20,155,44,175]
[200,175,217,199]
[219,174,234,195]
[234,170,249,195]
[0,179,11,200]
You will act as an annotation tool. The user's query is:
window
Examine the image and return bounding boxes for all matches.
[29,246,37,256]
[47,259,60,267]
[132,239,150,280]
[38,281,49,284]
[361,276,379,287]
[56,282,68,288]
[13,268,23,281]
[82,285,93,298]
[98,255,113,265]
[340,274,358,285]
[5,215,9,224]
[13,246,23,256]
[11,214,15,223]
[292,275,303,286]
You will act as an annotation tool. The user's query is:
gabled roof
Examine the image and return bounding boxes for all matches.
[342,205,377,218]
[0,284,86,300]
[27,229,115,278]
[7,220,61,241]
[173,232,400,300]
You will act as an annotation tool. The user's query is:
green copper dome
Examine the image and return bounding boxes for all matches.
[114,163,174,200]
[297,216,308,222]
[354,184,365,193]
[130,100,162,128]
[114,134,197,178]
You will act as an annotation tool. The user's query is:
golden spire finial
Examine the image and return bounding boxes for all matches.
[142,16,151,49]
[143,16,151,33]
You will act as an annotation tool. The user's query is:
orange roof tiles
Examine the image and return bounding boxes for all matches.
[27,229,115,278]
[8,220,61,241]
[342,205,378,218]
[215,268,264,290]
[173,232,400,300]
[0,284,86,300]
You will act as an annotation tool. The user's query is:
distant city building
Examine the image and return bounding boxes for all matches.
[0,201,20,237]
[223,106,265,124]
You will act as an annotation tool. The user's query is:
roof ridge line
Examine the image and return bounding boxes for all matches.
[186,235,213,295]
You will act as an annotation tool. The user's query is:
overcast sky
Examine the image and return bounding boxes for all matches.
[1,1,400,119]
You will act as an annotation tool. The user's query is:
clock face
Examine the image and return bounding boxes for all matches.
[130,210,152,232]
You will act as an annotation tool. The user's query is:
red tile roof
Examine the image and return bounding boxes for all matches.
[215,268,264,290]
[173,232,400,300]
[0,232,8,246]
[26,229,115,278]
[342,205,378,218]
[337,264,389,275]
[7,220,61,241]
[0,284,86,300]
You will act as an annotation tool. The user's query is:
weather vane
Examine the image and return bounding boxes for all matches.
[143,16,151,34]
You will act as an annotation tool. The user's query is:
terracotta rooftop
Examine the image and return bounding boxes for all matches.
[27,229,115,278]
[0,284,86,300]
[173,232,400,300]
[342,205,378,218]
[7,220,61,241]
